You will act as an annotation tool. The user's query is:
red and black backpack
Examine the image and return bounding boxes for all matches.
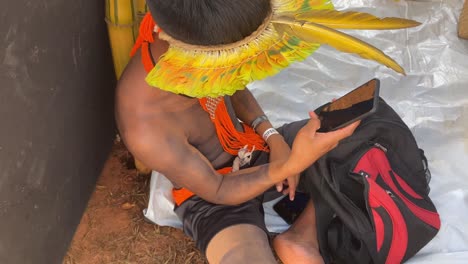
[303,98,441,264]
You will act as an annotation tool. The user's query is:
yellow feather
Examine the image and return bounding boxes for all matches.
[273,17,406,74]
[296,9,421,29]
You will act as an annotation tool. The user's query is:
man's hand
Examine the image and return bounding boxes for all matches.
[268,136,300,201]
[285,111,360,176]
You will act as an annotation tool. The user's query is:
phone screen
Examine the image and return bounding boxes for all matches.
[273,192,310,225]
[317,79,379,132]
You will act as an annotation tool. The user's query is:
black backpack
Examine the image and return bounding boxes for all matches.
[302,98,441,264]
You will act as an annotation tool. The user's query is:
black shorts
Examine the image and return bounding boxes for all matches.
[174,119,309,255]
[174,194,269,254]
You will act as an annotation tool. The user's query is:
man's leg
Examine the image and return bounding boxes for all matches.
[174,195,273,264]
[273,200,324,264]
[206,224,276,264]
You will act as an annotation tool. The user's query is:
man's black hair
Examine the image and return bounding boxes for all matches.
[147,0,272,46]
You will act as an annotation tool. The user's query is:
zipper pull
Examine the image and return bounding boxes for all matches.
[358,170,370,178]
[374,143,388,152]
[386,190,395,197]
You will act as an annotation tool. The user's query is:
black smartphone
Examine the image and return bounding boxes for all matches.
[315,78,380,133]
[273,192,310,225]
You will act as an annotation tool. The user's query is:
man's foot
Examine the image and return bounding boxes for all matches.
[273,229,324,264]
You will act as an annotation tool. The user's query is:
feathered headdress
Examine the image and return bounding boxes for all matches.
[146,0,420,98]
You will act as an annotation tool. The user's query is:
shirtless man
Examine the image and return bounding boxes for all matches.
[115,0,359,263]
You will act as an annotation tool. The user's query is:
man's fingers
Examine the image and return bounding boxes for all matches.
[309,111,319,119]
[276,182,283,192]
[314,120,360,148]
[307,112,321,131]
[326,120,360,140]
[282,187,294,198]
[283,177,297,201]
[288,184,296,201]
[338,120,361,138]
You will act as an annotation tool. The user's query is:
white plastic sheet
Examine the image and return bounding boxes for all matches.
[144,0,468,262]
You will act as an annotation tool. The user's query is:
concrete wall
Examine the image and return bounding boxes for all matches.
[0,1,116,263]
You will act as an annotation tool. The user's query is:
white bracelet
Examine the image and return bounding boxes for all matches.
[262,128,279,142]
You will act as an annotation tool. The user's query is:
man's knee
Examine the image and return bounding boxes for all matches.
[218,241,276,264]
[206,224,275,264]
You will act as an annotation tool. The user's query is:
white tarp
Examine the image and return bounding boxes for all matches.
[144,0,468,262]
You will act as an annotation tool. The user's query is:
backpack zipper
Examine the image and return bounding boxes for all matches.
[360,148,441,230]
[374,143,387,153]
[368,179,408,264]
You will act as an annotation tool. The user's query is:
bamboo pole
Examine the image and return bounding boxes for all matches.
[459,0,468,39]
[105,0,143,79]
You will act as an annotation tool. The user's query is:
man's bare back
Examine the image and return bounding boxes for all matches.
[115,39,235,188]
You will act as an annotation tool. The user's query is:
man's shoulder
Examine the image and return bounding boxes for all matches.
[117,55,148,91]
[117,37,171,99]
[115,57,182,140]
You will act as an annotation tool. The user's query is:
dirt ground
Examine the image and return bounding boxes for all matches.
[63,139,207,264]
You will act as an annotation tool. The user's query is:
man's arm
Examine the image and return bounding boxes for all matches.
[230,88,266,127]
[124,121,294,205]
[231,88,300,198]
[230,89,277,137]
[124,111,358,206]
